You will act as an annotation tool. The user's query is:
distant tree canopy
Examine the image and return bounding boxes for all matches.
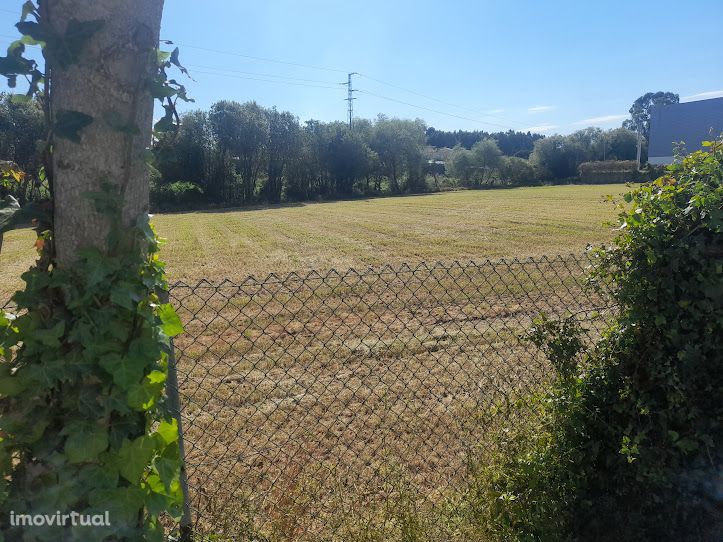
[150,103,430,207]
[426,127,544,158]
[0,91,647,212]
[530,127,639,180]
[622,91,679,140]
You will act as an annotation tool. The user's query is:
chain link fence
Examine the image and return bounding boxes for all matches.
[1,253,614,540]
[164,253,614,540]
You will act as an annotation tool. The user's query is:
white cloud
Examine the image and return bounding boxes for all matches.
[571,113,627,126]
[525,124,558,133]
[681,90,723,102]
[528,105,555,113]
[484,109,504,114]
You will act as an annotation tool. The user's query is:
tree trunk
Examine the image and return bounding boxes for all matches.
[49,0,164,266]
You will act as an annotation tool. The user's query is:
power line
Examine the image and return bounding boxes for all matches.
[190,69,343,90]
[358,73,527,127]
[185,63,339,86]
[0,35,533,131]
[131,40,535,129]
[173,42,347,74]
[357,89,520,131]
[169,43,528,129]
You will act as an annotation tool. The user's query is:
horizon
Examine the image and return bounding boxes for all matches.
[1,0,722,135]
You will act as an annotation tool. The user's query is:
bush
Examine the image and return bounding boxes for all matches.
[578,160,640,184]
[499,156,538,186]
[150,180,204,210]
[474,139,723,541]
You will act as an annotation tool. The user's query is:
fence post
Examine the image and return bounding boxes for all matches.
[159,289,193,542]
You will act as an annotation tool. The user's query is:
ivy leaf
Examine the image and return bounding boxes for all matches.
[89,487,145,525]
[155,419,178,446]
[64,19,104,56]
[0,363,25,397]
[147,78,177,100]
[169,47,188,76]
[152,433,180,492]
[116,436,156,484]
[49,19,105,68]
[64,425,109,464]
[33,320,65,347]
[110,283,141,311]
[102,109,140,136]
[0,41,35,77]
[158,303,183,337]
[99,353,147,390]
[127,378,164,411]
[21,1,36,22]
[54,109,93,143]
[15,21,47,43]
[146,370,166,385]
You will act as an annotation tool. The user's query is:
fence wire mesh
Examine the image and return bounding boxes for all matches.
[164,253,614,541]
[0,253,613,540]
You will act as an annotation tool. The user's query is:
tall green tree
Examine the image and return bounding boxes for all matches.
[470,138,502,185]
[604,127,638,161]
[370,115,426,194]
[154,109,217,194]
[622,91,679,140]
[209,100,269,203]
[529,135,578,180]
[261,107,299,203]
[448,144,474,185]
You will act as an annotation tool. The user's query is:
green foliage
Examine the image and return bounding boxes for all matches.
[54,109,94,143]
[0,206,184,541]
[426,127,544,158]
[469,138,502,186]
[499,156,537,186]
[0,3,187,539]
[151,45,193,135]
[475,139,723,541]
[578,160,640,184]
[622,91,679,140]
[150,180,204,210]
[530,127,639,182]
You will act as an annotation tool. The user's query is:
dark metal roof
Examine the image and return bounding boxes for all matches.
[648,97,723,158]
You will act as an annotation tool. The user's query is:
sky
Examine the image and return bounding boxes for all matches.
[1,0,722,135]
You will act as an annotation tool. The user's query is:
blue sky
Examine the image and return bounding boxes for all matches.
[1,0,722,134]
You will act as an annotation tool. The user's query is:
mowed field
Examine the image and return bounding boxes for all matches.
[0,184,625,539]
[0,184,625,300]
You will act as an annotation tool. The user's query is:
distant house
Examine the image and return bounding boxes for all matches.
[648,97,723,165]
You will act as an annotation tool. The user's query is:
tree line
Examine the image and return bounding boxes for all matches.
[0,92,650,211]
[426,127,544,158]
[149,100,643,208]
[152,101,433,207]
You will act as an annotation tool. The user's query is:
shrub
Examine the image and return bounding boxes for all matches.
[150,180,204,210]
[499,156,538,186]
[578,160,640,184]
[474,139,723,541]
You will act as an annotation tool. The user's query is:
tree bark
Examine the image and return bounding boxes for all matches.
[48,0,164,266]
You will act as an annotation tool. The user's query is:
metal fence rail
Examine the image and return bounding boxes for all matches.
[166,253,613,540]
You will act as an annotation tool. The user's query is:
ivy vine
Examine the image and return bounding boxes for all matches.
[0,1,191,540]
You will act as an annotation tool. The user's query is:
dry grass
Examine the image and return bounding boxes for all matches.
[0,185,624,540]
[0,184,626,301]
[170,257,613,540]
